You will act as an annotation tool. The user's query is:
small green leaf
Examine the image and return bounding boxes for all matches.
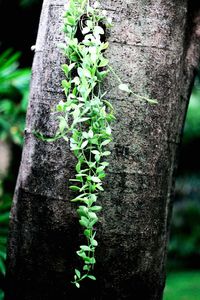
[83,265,90,271]
[99,58,109,67]
[90,239,98,246]
[88,275,96,280]
[91,176,101,183]
[101,42,109,50]
[80,245,91,251]
[75,282,80,288]
[118,83,131,93]
[89,206,102,212]
[94,26,104,35]
[88,212,98,219]
[67,15,76,25]
[101,139,111,146]
[105,126,111,135]
[75,161,81,173]
[95,153,100,162]
[102,151,111,156]
[101,162,109,167]
[79,216,89,227]
[84,229,91,237]
[69,185,80,191]
[81,140,88,149]
[76,117,90,123]
[96,184,104,191]
[91,150,100,155]
[75,269,81,279]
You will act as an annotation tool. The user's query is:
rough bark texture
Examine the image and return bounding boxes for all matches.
[5,0,200,299]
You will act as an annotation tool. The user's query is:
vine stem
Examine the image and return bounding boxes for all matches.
[108,65,158,104]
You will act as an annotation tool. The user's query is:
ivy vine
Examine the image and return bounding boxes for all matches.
[57,0,115,287]
[36,0,157,288]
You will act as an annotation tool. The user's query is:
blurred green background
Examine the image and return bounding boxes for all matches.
[0,1,200,299]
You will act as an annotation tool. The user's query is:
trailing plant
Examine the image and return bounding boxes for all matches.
[56,0,114,287]
[37,0,157,288]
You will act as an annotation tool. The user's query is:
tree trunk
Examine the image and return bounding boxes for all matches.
[5,0,200,299]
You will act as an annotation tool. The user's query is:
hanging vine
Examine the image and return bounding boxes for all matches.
[36,0,157,288]
[57,0,115,287]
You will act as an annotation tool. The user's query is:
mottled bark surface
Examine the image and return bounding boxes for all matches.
[5,0,200,299]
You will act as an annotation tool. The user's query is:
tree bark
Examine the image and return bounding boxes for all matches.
[5,0,200,299]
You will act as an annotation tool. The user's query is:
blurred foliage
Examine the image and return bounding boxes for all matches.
[19,0,41,8]
[0,180,11,300]
[0,181,11,277]
[168,198,200,269]
[183,70,200,143]
[0,49,30,298]
[164,271,200,300]
[0,49,31,145]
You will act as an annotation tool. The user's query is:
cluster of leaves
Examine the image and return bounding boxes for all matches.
[0,49,31,145]
[55,0,115,287]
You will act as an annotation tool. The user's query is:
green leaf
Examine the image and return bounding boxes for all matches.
[91,176,101,183]
[90,239,98,246]
[88,129,94,138]
[88,275,96,280]
[84,229,91,237]
[57,116,68,132]
[83,265,90,271]
[91,150,100,155]
[100,42,109,50]
[75,161,81,173]
[76,117,90,123]
[80,245,91,251]
[61,64,69,76]
[77,206,88,217]
[81,140,88,149]
[99,58,109,68]
[106,126,112,135]
[101,139,111,146]
[95,153,100,162]
[94,26,104,35]
[75,282,80,288]
[96,166,105,173]
[79,216,89,227]
[75,269,81,279]
[66,15,76,25]
[118,83,131,93]
[89,206,102,212]
[69,186,80,191]
[101,162,109,167]
[102,151,111,156]
[83,69,91,78]
[88,212,98,219]
[103,99,114,111]
[96,184,104,191]
[62,79,71,90]
[77,250,86,258]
